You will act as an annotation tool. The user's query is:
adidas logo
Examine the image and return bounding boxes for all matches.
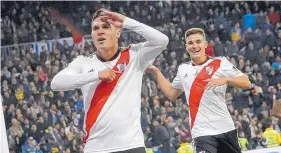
[88,69,94,73]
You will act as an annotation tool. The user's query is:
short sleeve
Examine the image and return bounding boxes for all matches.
[219,57,244,78]
[172,70,184,91]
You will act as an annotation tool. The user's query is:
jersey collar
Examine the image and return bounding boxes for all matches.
[96,47,123,62]
[191,56,210,66]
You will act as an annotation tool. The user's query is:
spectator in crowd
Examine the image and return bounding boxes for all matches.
[27,124,43,143]
[250,130,267,149]
[238,131,251,151]
[177,139,194,153]
[262,117,281,148]
[152,120,170,153]
[22,137,38,153]
[14,130,26,153]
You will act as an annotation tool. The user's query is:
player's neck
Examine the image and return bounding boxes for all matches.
[192,55,208,66]
[97,45,119,62]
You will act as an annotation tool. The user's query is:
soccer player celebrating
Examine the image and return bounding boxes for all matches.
[146,28,251,153]
[51,9,168,153]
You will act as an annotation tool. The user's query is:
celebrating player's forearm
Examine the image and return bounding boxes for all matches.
[204,57,252,90]
[147,65,182,101]
[51,57,120,91]
[51,68,99,91]
[205,74,251,90]
[122,17,169,61]
[226,75,251,89]
[123,17,169,45]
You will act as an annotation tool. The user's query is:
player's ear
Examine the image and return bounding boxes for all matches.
[116,28,121,39]
[204,40,208,48]
[185,44,190,53]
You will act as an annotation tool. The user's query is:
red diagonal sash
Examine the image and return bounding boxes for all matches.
[189,59,221,129]
[83,47,130,143]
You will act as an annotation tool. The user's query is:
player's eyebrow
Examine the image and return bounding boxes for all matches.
[187,40,194,44]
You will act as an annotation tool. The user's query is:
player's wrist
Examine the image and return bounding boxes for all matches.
[225,77,230,85]
[97,71,103,80]
[122,17,138,29]
[119,15,126,23]
[151,68,160,77]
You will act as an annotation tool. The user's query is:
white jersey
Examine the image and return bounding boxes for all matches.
[51,17,168,153]
[172,57,244,139]
[0,95,9,153]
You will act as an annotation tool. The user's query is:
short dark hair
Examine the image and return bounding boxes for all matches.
[185,28,206,40]
[92,9,103,22]
[262,117,272,129]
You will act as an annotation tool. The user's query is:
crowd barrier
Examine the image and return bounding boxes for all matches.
[0,35,93,58]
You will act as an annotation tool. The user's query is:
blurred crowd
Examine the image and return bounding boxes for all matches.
[1,1,281,153]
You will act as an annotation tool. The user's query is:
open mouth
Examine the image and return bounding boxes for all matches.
[97,37,106,42]
[190,48,201,53]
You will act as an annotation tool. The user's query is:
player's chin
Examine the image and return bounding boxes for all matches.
[190,52,201,58]
[95,43,107,50]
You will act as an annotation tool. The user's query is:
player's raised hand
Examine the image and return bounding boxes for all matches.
[204,78,227,90]
[145,65,159,75]
[98,69,121,82]
[99,8,125,29]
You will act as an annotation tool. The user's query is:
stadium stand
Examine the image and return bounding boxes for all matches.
[1,1,281,153]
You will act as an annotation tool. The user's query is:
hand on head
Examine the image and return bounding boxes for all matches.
[97,8,125,29]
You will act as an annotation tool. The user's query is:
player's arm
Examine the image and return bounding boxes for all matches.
[146,65,183,101]
[222,57,252,89]
[122,17,169,62]
[51,56,120,91]
[100,9,169,63]
[225,75,251,89]
[205,57,251,90]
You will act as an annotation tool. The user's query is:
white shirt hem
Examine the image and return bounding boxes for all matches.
[84,143,145,153]
[192,127,236,139]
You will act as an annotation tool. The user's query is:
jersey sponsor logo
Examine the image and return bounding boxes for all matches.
[184,73,188,78]
[205,66,213,75]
